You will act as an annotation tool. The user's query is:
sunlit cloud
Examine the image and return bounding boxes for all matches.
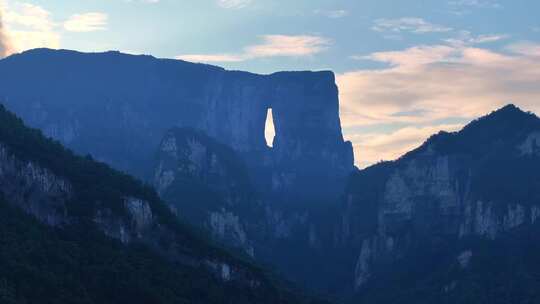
[0,2,60,52]
[339,42,540,167]
[349,124,463,168]
[176,34,330,63]
[217,0,252,9]
[444,30,508,46]
[177,53,244,63]
[0,10,14,57]
[64,13,108,32]
[448,0,502,9]
[372,17,452,34]
[314,9,349,19]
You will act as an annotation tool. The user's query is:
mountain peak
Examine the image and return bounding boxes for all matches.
[464,103,538,133]
[400,104,540,161]
[487,103,530,119]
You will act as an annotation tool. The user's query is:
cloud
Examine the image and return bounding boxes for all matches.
[443,30,508,47]
[245,35,330,57]
[507,42,540,57]
[64,13,108,32]
[339,41,540,167]
[123,0,160,3]
[176,34,330,63]
[0,10,14,57]
[449,0,501,9]
[349,124,463,168]
[176,53,244,63]
[372,18,452,34]
[355,45,458,68]
[0,2,60,52]
[448,0,501,15]
[314,9,349,19]
[217,0,252,9]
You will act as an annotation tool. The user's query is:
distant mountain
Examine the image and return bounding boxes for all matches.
[0,48,353,202]
[154,127,263,256]
[153,126,353,296]
[0,104,323,304]
[339,104,540,302]
[0,48,353,297]
[3,48,540,303]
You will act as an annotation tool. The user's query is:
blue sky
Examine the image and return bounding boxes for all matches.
[1,0,540,167]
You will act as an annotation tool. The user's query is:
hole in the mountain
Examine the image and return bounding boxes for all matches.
[265,108,275,147]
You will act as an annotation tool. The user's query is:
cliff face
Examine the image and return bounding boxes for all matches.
[154,127,262,256]
[0,48,353,297]
[153,127,339,287]
[0,49,353,201]
[339,105,540,298]
[0,105,321,303]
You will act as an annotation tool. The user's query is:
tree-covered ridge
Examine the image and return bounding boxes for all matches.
[157,127,262,223]
[403,104,540,159]
[356,104,540,206]
[0,198,252,304]
[344,104,540,303]
[0,103,214,256]
[354,224,540,304]
[0,104,322,304]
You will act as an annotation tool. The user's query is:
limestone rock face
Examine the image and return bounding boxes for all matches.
[0,143,72,226]
[0,48,353,200]
[0,48,353,296]
[340,105,540,291]
[0,106,300,296]
[0,140,155,246]
[153,127,341,288]
[154,128,260,255]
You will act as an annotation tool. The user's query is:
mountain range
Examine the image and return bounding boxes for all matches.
[1,49,539,303]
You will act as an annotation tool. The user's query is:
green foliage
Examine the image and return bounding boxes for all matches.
[0,104,232,258]
[352,225,540,304]
[159,127,264,231]
[347,105,540,303]
[0,198,311,304]
[0,104,321,304]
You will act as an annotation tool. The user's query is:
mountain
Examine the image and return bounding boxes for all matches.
[0,104,323,304]
[154,127,262,256]
[0,48,353,295]
[0,48,353,202]
[3,48,540,302]
[338,104,540,302]
[153,126,352,295]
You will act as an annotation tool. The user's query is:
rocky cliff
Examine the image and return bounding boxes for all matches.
[154,127,262,256]
[0,104,322,304]
[0,48,353,202]
[339,105,540,301]
[0,48,355,300]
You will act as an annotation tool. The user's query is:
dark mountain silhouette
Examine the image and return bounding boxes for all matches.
[2,47,540,303]
[0,48,353,202]
[341,104,540,303]
[0,104,325,304]
[0,48,353,297]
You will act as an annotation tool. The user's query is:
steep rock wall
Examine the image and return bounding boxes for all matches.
[0,49,353,200]
[340,107,540,292]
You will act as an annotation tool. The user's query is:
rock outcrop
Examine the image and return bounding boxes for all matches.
[154,127,261,256]
[0,104,321,304]
[0,48,353,201]
[339,105,540,295]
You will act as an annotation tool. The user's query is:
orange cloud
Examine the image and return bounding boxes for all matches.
[176,35,330,63]
[0,2,60,53]
[0,10,14,57]
[338,42,540,167]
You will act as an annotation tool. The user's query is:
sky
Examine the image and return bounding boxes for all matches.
[0,0,539,168]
